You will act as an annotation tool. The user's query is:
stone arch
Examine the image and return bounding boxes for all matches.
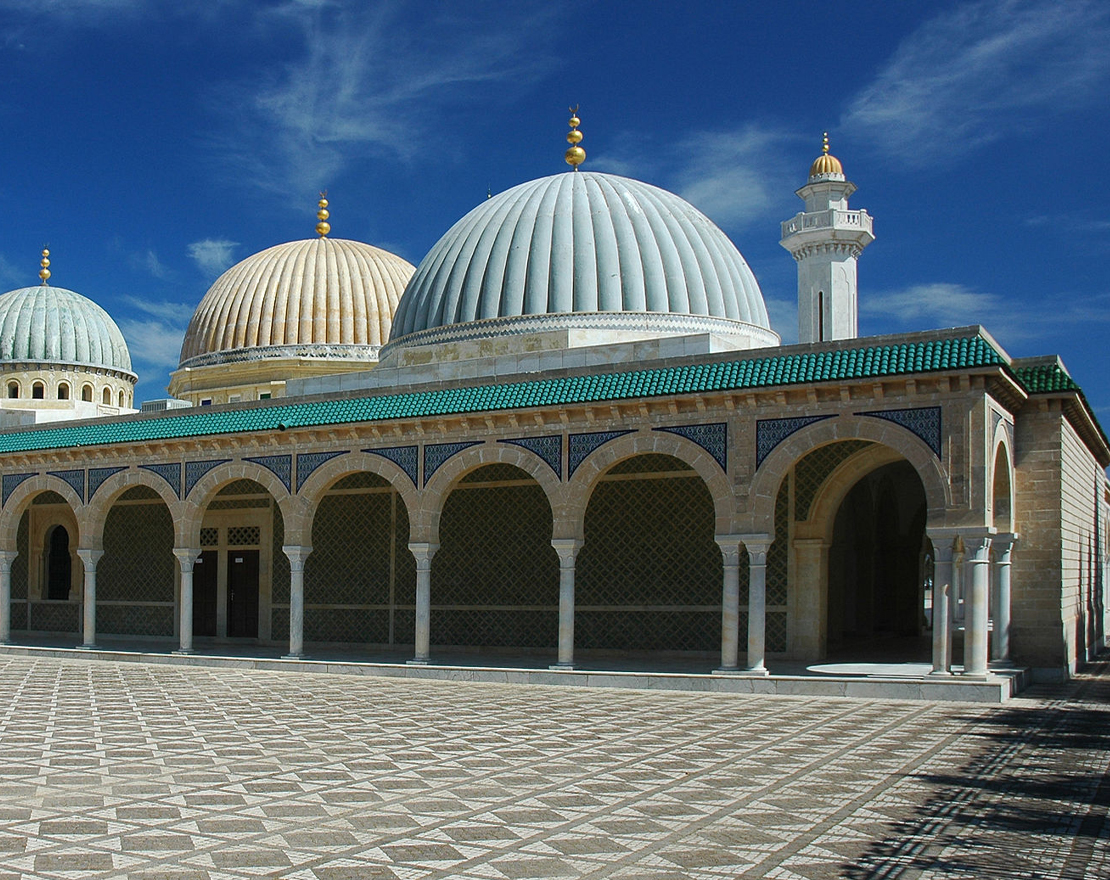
[990,426,1015,533]
[80,468,185,548]
[181,460,296,548]
[565,430,736,540]
[296,452,420,543]
[420,442,564,545]
[0,475,84,550]
[747,415,950,533]
[801,444,907,543]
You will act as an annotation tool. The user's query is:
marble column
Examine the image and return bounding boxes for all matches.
[963,534,992,677]
[741,536,772,676]
[283,545,312,659]
[550,539,583,669]
[929,538,955,675]
[991,534,1016,665]
[714,535,744,672]
[408,543,438,665]
[77,548,104,649]
[173,548,201,654]
[0,550,17,645]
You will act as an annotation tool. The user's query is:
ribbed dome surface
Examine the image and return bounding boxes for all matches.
[391,171,770,341]
[0,285,133,374]
[808,152,844,179]
[180,237,415,366]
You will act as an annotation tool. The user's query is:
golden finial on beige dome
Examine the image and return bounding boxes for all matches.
[565,105,585,170]
[39,247,51,286]
[315,191,331,238]
[809,131,844,178]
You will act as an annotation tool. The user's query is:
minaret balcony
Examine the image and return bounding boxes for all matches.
[780,209,874,241]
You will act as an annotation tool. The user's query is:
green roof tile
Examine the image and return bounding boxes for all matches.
[0,332,1010,456]
[1014,363,1080,394]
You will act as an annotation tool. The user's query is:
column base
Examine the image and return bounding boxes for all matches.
[172,649,196,656]
[928,668,952,676]
[281,653,306,660]
[961,672,992,681]
[741,666,770,677]
[406,658,430,666]
[989,659,1015,669]
[548,663,575,671]
[712,666,741,676]
[81,643,99,650]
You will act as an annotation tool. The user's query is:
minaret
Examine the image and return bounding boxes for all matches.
[780,134,874,344]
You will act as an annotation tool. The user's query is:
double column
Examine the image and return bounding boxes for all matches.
[408,542,438,664]
[716,534,772,675]
[173,547,201,654]
[77,548,104,649]
[929,529,1011,678]
[0,550,17,644]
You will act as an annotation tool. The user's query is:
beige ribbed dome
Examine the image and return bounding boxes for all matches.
[179,237,415,369]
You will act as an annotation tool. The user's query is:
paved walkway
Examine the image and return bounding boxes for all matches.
[0,654,1105,880]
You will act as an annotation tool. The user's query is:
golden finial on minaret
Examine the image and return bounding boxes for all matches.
[565,105,585,170]
[38,248,51,286]
[822,131,830,154]
[315,191,331,237]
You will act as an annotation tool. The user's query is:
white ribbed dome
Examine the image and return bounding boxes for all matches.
[387,171,775,351]
[179,237,415,369]
[0,284,134,376]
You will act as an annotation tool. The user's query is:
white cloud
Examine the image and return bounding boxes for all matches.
[598,123,797,232]
[188,239,239,277]
[209,3,557,198]
[844,0,1110,166]
[0,254,28,288]
[864,282,1110,342]
[118,318,187,370]
[122,296,195,324]
[129,249,171,280]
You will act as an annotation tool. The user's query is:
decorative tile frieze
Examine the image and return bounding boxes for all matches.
[500,436,562,478]
[295,451,348,491]
[859,406,942,458]
[568,431,633,478]
[48,469,85,502]
[656,423,727,472]
[244,455,293,492]
[423,441,482,486]
[88,467,126,501]
[363,445,419,487]
[755,416,833,467]
[140,463,182,499]
[184,459,231,498]
[1,472,35,507]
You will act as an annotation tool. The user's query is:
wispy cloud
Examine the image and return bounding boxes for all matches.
[128,249,171,280]
[598,123,797,231]
[844,0,1110,166]
[122,296,194,324]
[119,318,187,371]
[864,282,1110,342]
[0,254,28,288]
[209,3,558,199]
[188,238,238,277]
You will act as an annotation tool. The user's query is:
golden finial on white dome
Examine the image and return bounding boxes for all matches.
[315,191,331,238]
[565,106,585,170]
[39,247,51,286]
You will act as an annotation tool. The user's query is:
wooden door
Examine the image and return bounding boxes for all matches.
[227,549,259,638]
[193,550,218,638]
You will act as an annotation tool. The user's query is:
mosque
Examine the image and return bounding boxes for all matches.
[0,115,1105,689]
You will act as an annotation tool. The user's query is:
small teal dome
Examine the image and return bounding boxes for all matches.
[388,171,775,350]
[0,285,134,375]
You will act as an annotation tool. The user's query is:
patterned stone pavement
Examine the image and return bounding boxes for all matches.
[0,655,1105,880]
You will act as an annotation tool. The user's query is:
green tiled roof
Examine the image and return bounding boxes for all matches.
[1013,363,1080,394]
[0,332,1025,456]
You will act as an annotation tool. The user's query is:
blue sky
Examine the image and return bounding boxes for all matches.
[0,0,1107,419]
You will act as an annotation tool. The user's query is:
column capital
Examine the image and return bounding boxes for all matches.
[173,547,202,568]
[550,538,583,564]
[0,550,18,572]
[282,544,313,570]
[714,534,744,566]
[739,533,773,565]
[991,532,1018,552]
[408,542,439,570]
[76,548,104,569]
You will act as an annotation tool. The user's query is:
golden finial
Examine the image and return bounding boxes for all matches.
[38,248,51,286]
[565,105,585,170]
[822,132,830,155]
[315,191,331,237]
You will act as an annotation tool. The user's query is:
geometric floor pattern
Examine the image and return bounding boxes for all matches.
[0,655,1105,880]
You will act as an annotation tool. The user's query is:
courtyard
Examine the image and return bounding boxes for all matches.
[0,653,1105,880]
